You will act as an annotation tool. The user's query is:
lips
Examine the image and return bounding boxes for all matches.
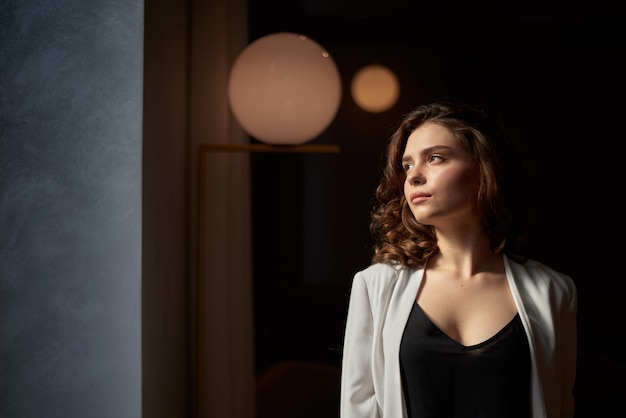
[409,192,430,204]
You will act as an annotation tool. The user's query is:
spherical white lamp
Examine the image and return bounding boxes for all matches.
[351,64,400,113]
[228,32,342,145]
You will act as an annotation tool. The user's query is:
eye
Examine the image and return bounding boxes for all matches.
[402,163,414,172]
[429,154,445,163]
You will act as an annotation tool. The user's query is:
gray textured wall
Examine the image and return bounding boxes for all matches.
[0,0,143,417]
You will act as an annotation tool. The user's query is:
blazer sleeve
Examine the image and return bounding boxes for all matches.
[340,272,379,418]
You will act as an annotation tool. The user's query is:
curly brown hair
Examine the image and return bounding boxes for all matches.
[370,101,529,267]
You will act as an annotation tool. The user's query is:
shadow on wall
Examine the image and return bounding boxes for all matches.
[574,350,626,417]
[256,361,340,418]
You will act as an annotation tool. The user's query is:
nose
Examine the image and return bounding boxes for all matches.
[406,168,425,185]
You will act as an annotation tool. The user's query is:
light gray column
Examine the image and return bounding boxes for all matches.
[0,1,143,417]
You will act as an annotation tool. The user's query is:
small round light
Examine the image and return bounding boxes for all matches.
[228,32,342,145]
[351,64,400,113]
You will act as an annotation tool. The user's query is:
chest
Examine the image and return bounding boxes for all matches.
[415,271,517,346]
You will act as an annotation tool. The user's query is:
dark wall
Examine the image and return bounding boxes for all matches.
[142,0,191,417]
[247,2,626,414]
[0,1,143,417]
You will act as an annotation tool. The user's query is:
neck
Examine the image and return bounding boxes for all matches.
[431,229,502,277]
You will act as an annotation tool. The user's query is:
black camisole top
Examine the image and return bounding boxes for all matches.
[399,302,531,418]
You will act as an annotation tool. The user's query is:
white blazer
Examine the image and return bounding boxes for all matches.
[340,254,578,418]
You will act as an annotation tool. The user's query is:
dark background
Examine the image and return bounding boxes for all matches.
[247,1,626,415]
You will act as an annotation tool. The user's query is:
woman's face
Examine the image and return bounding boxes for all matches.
[402,122,479,229]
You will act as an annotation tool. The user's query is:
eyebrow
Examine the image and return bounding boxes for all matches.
[402,145,453,162]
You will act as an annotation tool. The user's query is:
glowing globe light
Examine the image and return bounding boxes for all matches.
[351,64,400,113]
[228,32,342,145]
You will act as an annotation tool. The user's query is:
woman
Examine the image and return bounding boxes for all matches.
[340,101,577,418]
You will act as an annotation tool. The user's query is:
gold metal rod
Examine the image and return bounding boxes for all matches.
[199,143,340,153]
